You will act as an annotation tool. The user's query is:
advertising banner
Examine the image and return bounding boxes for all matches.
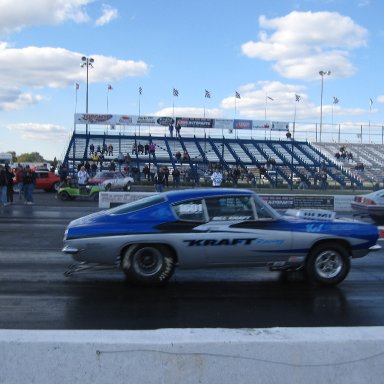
[214,119,233,130]
[75,113,290,132]
[175,117,214,128]
[252,120,271,130]
[233,119,252,130]
[271,121,289,131]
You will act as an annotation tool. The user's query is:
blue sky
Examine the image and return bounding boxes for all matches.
[1,0,383,160]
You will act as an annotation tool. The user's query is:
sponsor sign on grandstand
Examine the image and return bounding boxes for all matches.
[214,119,233,130]
[175,117,214,128]
[74,113,290,132]
[271,121,289,131]
[252,120,270,130]
[233,119,252,130]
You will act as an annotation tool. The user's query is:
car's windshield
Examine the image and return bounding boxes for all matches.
[108,194,166,214]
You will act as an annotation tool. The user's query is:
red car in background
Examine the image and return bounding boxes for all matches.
[34,170,60,192]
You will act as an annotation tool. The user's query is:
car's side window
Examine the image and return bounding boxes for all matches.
[205,196,256,221]
[173,199,205,221]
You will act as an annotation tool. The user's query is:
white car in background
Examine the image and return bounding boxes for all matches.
[101,172,134,191]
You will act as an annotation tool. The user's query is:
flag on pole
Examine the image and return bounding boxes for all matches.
[139,86,142,95]
[267,96,274,101]
[370,98,373,106]
[333,96,339,104]
[295,94,301,102]
[205,89,211,98]
[75,83,79,90]
[108,84,113,90]
[173,88,179,97]
[235,91,241,99]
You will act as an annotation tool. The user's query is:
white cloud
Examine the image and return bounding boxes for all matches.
[0,44,149,110]
[0,0,93,35]
[7,122,68,141]
[95,4,118,26]
[241,11,368,80]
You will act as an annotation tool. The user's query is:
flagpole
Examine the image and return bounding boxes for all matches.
[107,89,109,113]
[75,84,78,114]
[138,86,142,136]
[74,83,79,133]
[369,98,373,143]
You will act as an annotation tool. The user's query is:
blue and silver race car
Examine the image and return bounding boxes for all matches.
[62,188,380,286]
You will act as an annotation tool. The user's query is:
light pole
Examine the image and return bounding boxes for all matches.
[319,70,331,142]
[81,56,94,134]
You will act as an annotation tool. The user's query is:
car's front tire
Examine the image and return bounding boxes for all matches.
[306,243,350,286]
[105,183,112,191]
[121,244,175,284]
[123,182,132,191]
[58,191,70,201]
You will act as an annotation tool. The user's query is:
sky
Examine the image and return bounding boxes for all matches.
[1,0,384,160]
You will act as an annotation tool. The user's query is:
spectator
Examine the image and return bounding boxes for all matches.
[182,150,189,163]
[169,124,174,137]
[172,167,180,188]
[319,172,328,190]
[15,164,24,200]
[211,167,223,187]
[22,165,36,204]
[0,165,7,207]
[163,166,170,187]
[77,166,88,186]
[175,123,181,137]
[90,162,98,177]
[109,160,116,171]
[149,143,156,157]
[89,143,95,155]
[84,161,91,175]
[118,152,125,168]
[154,167,165,192]
[142,164,150,180]
[175,151,182,164]
[59,165,68,188]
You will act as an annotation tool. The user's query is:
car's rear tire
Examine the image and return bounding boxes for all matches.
[58,191,70,201]
[105,183,112,191]
[123,182,132,191]
[306,243,350,286]
[92,192,99,201]
[53,182,60,192]
[121,244,175,284]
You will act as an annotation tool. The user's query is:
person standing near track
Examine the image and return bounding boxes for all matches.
[22,165,36,205]
[211,166,223,187]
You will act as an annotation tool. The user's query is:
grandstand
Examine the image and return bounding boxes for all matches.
[60,113,383,190]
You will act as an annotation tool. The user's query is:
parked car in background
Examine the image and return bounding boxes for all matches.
[351,189,384,224]
[34,171,60,192]
[101,173,134,191]
[63,188,380,286]
[88,171,124,185]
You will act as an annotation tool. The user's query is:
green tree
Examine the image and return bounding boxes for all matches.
[16,152,46,163]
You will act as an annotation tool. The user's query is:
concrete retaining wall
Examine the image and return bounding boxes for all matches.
[99,191,355,211]
[1,327,384,384]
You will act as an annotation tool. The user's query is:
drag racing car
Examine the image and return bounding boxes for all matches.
[62,188,380,286]
[351,189,384,224]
